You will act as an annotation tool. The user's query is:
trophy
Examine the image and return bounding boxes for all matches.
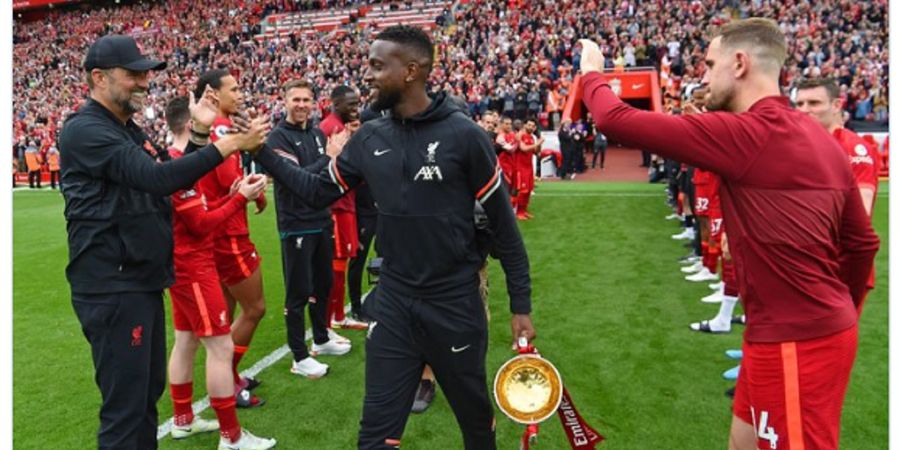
[494,338,604,449]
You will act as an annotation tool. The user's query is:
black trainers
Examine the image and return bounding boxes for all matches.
[351,310,372,324]
[236,388,265,408]
[411,379,436,414]
[724,386,735,398]
[243,377,262,391]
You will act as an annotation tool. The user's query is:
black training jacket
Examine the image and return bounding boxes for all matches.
[265,119,332,235]
[256,93,531,313]
[59,99,224,294]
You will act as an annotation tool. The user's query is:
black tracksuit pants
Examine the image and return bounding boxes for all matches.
[347,214,378,316]
[665,160,680,206]
[681,168,702,255]
[72,291,167,450]
[28,170,41,188]
[358,283,495,450]
[280,232,333,362]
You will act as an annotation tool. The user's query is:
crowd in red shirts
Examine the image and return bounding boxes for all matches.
[12,0,888,175]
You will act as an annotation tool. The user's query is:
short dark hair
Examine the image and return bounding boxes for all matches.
[375,25,434,71]
[194,69,230,100]
[331,84,356,100]
[796,78,840,101]
[165,96,190,135]
[283,79,315,96]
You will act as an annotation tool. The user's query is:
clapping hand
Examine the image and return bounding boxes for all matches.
[236,174,267,201]
[326,129,351,159]
[188,85,219,131]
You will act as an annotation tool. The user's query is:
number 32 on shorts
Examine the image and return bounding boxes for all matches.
[750,407,780,449]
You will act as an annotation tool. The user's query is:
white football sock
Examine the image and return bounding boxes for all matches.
[713,295,739,327]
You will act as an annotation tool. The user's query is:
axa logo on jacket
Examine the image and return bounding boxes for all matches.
[414,141,443,181]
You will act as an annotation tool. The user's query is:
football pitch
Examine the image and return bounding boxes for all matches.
[12,181,889,449]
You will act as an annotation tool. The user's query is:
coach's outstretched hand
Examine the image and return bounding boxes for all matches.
[578,39,605,74]
[235,116,271,153]
[212,116,270,159]
[511,314,536,350]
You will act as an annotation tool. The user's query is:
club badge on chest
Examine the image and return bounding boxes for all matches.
[414,140,443,181]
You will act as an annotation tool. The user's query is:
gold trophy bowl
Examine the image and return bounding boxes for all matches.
[493,353,563,425]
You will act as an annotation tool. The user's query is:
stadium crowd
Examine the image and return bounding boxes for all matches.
[12,0,889,180]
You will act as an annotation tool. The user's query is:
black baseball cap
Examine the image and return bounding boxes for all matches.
[83,34,167,72]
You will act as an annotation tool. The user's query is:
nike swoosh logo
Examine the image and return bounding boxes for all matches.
[295,141,303,146]
[374,149,392,156]
[451,344,471,353]
[632,83,645,89]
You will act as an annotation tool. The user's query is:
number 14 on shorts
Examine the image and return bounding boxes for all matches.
[751,407,779,449]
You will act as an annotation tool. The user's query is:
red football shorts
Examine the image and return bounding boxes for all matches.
[214,235,261,286]
[170,275,231,337]
[332,211,359,259]
[733,325,858,450]
[694,184,711,216]
[708,206,724,243]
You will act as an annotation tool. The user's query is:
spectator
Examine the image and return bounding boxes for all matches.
[557,118,575,179]
[24,140,41,189]
[592,126,608,170]
[46,144,60,189]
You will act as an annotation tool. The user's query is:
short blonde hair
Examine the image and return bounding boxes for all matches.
[716,18,787,74]
[282,79,315,95]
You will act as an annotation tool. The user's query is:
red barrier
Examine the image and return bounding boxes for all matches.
[14,0,80,11]
[562,69,662,123]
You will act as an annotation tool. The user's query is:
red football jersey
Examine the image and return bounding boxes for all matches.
[498,132,518,185]
[200,116,255,237]
[834,128,879,289]
[319,115,356,213]
[692,167,711,186]
[515,133,536,191]
[583,73,879,342]
[833,128,880,203]
[170,149,248,284]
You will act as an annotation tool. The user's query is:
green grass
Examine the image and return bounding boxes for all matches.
[13,181,888,449]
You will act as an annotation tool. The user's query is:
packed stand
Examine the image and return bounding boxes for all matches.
[12,0,888,182]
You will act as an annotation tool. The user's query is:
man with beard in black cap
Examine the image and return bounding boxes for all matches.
[60,34,268,450]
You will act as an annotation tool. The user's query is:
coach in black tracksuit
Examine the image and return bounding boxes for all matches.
[254,26,535,450]
[265,82,335,365]
[60,35,260,450]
